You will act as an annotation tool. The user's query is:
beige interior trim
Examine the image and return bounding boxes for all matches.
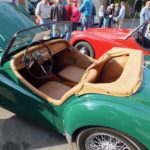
[77,47,144,97]
[10,39,84,106]
[11,64,83,105]
[80,53,111,82]
[11,45,144,106]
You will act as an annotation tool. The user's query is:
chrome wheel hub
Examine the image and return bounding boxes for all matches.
[78,47,89,55]
[101,141,117,150]
[85,133,130,150]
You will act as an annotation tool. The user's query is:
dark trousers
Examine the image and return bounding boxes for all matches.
[72,22,78,31]
[108,18,112,28]
[81,16,90,30]
[98,17,104,28]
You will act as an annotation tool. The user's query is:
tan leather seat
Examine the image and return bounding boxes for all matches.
[58,65,85,83]
[100,56,128,83]
[38,81,71,100]
[59,53,111,84]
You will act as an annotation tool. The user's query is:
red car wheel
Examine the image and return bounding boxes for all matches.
[75,41,95,58]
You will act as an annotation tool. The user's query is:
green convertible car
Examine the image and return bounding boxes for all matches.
[0,1,150,150]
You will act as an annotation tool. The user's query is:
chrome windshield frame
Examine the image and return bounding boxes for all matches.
[0,21,72,65]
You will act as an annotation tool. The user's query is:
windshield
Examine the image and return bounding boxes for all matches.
[7,22,72,54]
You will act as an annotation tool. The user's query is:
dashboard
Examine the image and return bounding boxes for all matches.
[11,39,69,70]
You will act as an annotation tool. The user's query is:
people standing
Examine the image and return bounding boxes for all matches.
[140,1,150,25]
[79,0,92,30]
[71,0,81,31]
[118,1,126,29]
[35,0,51,25]
[50,0,67,21]
[103,6,111,28]
[66,0,73,21]
[113,3,120,28]
[89,1,96,27]
[108,3,114,28]
[98,5,104,28]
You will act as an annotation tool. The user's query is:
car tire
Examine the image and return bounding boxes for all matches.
[76,127,147,150]
[75,41,95,58]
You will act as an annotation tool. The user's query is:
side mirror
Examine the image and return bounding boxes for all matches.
[134,0,143,13]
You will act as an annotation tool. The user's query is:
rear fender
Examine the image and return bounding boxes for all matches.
[63,99,150,149]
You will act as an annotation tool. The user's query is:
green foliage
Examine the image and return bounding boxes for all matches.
[113,0,135,5]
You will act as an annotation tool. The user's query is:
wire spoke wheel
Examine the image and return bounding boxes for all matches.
[85,133,130,150]
[76,127,147,150]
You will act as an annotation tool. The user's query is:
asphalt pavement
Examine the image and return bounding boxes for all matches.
[0,107,69,150]
[0,19,140,150]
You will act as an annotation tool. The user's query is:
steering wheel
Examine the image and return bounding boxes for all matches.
[24,41,53,79]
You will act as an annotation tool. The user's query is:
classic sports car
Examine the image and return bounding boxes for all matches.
[0,1,150,150]
[70,23,150,58]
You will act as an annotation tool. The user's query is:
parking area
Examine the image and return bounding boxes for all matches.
[0,107,69,150]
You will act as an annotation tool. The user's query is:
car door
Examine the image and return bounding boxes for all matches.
[0,69,56,129]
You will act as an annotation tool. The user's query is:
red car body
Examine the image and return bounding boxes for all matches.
[70,28,150,59]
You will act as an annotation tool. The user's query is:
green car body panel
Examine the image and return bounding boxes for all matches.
[0,59,150,149]
[0,1,150,149]
[0,2,35,50]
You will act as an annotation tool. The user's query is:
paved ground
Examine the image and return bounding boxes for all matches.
[0,107,69,150]
[0,19,140,150]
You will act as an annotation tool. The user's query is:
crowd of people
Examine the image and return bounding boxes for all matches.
[98,2,125,29]
[33,0,150,31]
[35,0,127,30]
[35,0,96,31]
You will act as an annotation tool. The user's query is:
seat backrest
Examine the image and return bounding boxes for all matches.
[99,56,129,83]
[80,53,111,83]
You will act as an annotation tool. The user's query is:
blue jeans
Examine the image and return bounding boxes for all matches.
[64,24,71,41]
[103,18,109,28]
[81,16,90,30]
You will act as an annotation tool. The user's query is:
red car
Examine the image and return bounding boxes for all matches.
[70,23,150,58]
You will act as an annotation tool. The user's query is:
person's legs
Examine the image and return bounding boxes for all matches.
[81,16,89,30]
[81,16,84,30]
[118,18,124,29]
[108,18,112,28]
[89,16,94,27]
[98,17,104,28]
[72,22,78,31]
[103,18,109,28]
[88,16,92,27]
[65,24,71,41]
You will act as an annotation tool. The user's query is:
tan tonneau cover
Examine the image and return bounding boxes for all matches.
[77,47,144,97]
